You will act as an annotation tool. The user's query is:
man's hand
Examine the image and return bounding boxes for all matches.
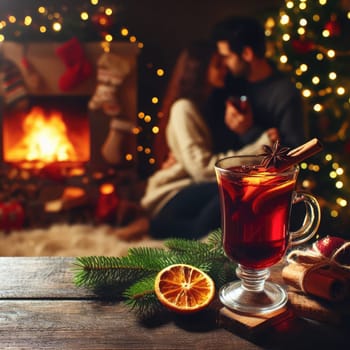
[224,100,253,135]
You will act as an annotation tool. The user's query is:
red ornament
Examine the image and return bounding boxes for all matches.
[313,235,350,266]
[0,201,25,232]
[291,39,315,54]
[324,19,341,36]
[313,235,346,258]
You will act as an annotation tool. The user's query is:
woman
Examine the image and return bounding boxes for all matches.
[115,41,275,240]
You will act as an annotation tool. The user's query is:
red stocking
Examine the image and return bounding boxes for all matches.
[55,37,93,91]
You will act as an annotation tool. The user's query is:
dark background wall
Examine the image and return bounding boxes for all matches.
[123,0,281,68]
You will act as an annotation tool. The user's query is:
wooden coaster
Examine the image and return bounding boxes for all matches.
[218,306,294,338]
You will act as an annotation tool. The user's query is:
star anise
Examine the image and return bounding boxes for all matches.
[260,140,291,168]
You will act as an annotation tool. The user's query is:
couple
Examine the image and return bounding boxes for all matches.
[115,16,305,241]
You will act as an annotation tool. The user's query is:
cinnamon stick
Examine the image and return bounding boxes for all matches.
[282,263,350,302]
[277,138,323,171]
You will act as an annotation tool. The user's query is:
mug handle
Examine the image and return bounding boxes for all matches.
[289,192,321,246]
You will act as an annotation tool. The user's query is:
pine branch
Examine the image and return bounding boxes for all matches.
[73,249,170,291]
[72,228,237,316]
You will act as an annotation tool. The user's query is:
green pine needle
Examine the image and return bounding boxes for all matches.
[123,276,163,317]
[73,228,237,316]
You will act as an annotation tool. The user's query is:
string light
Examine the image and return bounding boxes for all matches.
[327,49,336,58]
[280,54,288,63]
[299,2,307,10]
[125,153,133,161]
[81,12,89,21]
[144,115,152,123]
[313,103,323,112]
[105,8,113,16]
[121,27,128,36]
[24,16,32,26]
[132,127,141,135]
[322,29,330,37]
[299,18,307,26]
[297,27,306,35]
[312,76,320,84]
[325,154,333,161]
[280,14,290,25]
[300,162,308,170]
[336,181,343,189]
[104,34,113,42]
[329,171,337,179]
[38,7,46,14]
[52,22,62,32]
[282,33,290,41]
[337,87,345,95]
[316,52,324,60]
[330,210,339,217]
[286,1,294,9]
[302,89,312,97]
[336,198,347,207]
[300,63,308,72]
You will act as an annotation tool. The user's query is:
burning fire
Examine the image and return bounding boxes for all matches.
[6,107,78,164]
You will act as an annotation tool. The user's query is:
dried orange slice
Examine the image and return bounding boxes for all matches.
[154,264,215,314]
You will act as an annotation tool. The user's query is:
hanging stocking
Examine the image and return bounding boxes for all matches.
[55,37,93,92]
[0,58,29,111]
[88,52,131,116]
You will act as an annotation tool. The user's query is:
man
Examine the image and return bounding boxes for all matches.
[213,16,305,149]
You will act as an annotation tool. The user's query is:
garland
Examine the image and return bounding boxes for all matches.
[73,228,236,317]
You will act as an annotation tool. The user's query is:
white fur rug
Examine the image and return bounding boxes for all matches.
[0,223,165,257]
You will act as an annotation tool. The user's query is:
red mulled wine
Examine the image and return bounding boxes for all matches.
[217,165,296,269]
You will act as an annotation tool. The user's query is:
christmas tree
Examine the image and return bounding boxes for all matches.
[264,0,350,238]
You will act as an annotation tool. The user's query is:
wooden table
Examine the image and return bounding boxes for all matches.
[0,257,348,349]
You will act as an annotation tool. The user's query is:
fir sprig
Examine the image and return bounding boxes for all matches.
[123,276,163,315]
[73,228,237,317]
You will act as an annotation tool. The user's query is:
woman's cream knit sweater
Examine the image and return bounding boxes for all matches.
[141,99,271,217]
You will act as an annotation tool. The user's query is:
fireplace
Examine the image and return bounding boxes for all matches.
[0,41,140,230]
[2,96,90,167]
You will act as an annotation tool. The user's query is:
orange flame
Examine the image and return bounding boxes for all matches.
[7,107,78,163]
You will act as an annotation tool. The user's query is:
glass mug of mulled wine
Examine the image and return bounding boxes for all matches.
[215,155,321,315]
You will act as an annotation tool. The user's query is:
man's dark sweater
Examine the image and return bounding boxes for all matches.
[207,69,306,153]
